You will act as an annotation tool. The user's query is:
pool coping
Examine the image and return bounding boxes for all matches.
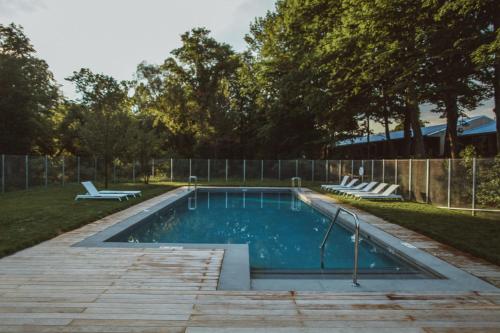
[74,186,498,293]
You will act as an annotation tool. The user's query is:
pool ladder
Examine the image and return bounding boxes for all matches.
[291,177,302,191]
[319,207,361,287]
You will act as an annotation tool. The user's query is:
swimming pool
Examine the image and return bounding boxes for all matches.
[107,189,424,276]
[76,186,500,292]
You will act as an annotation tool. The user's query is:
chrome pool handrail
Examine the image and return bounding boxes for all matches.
[188,175,198,191]
[291,177,302,190]
[319,207,361,287]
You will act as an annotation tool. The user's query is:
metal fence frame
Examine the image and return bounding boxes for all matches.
[1,154,498,215]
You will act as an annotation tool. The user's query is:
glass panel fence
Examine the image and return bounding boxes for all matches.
[428,159,448,206]
[476,158,499,210]
[1,155,498,213]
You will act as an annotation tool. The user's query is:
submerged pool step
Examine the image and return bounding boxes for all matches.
[251,269,434,280]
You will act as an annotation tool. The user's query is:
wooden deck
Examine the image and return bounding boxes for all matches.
[1,188,500,332]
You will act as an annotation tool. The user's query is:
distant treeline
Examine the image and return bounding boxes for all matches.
[1,0,499,186]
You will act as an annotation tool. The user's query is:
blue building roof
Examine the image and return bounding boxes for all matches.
[336,116,495,147]
[337,134,386,146]
[461,121,497,136]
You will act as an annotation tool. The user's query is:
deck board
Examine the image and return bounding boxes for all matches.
[0,187,499,332]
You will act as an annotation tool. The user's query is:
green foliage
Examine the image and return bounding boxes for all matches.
[2,0,500,159]
[66,69,132,187]
[476,155,500,207]
[0,23,59,154]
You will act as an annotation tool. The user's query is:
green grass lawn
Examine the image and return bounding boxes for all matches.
[0,182,176,258]
[311,186,500,266]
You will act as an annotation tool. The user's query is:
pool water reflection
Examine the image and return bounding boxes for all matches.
[108,190,417,272]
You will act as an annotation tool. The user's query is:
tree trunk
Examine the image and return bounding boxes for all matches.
[444,93,459,158]
[495,61,500,155]
[406,86,425,157]
[494,13,500,154]
[382,96,394,158]
[104,153,109,189]
[402,109,412,158]
[366,112,370,159]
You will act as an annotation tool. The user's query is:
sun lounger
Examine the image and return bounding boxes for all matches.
[339,181,378,196]
[326,179,359,192]
[354,184,403,200]
[74,192,128,201]
[351,183,388,198]
[321,176,349,190]
[337,182,368,194]
[82,181,141,198]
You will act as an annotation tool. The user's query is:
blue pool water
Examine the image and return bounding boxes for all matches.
[108,190,417,272]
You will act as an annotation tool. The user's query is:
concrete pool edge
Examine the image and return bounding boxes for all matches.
[73,186,499,293]
[73,187,251,291]
[290,188,498,292]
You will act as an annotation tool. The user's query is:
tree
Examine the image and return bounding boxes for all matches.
[0,23,59,154]
[246,0,344,158]
[134,28,242,158]
[424,0,490,157]
[66,68,131,188]
[437,0,500,154]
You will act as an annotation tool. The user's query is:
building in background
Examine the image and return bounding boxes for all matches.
[334,116,497,158]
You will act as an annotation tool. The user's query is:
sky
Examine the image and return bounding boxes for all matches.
[0,0,275,97]
[1,0,496,131]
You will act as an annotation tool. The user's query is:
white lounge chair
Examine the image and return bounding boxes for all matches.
[321,176,349,190]
[337,182,367,194]
[355,184,403,201]
[326,179,359,192]
[339,181,378,196]
[352,183,388,198]
[75,191,128,202]
[82,181,142,198]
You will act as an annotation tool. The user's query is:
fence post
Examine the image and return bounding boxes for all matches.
[371,160,374,181]
[62,157,65,186]
[25,155,29,190]
[408,159,412,199]
[278,160,281,180]
[225,159,228,182]
[208,159,210,182]
[170,158,173,182]
[395,159,398,185]
[382,159,385,183]
[261,160,263,181]
[243,159,246,183]
[425,159,430,203]
[325,160,329,182]
[77,156,80,184]
[311,160,314,182]
[1,154,4,193]
[472,157,476,216]
[361,160,364,182]
[338,160,342,183]
[132,160,136,183]
[447,158,451,208]
[44,155,48,187]
[351,160,354,175]
[295,160,298,177]
[151,158,155,178]
[189,158,192,177]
